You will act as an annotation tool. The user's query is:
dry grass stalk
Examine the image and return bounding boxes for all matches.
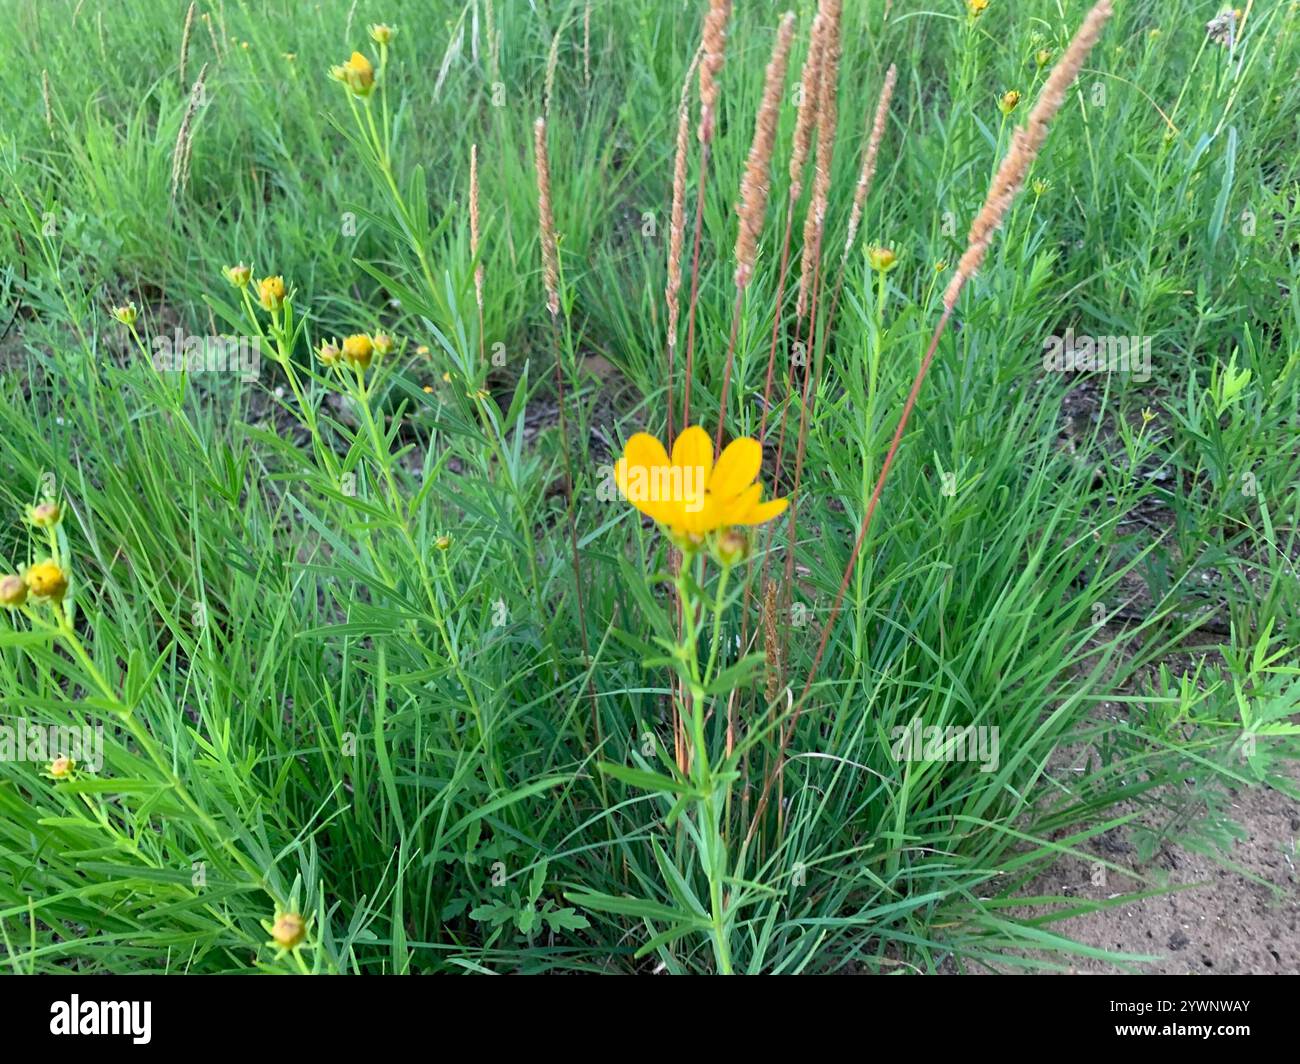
[788,13,826,202]
[583,1,591,86]
[665,48,701,441]
[171,63,208,204]
[697,0,733,145]
[533,117,561,317]
[943,0,1114,309]
[179,2,196,88]
[470,142,483,311]
[795,0,842,319]
[734,12,796,289]
[41,70,53,133]
[843,63,897,263]
[748,0,1117,847]
[544,25,562,118]
[202,10,223,62]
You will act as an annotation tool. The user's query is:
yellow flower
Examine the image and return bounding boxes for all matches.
[111,302,138,327]
[998,90,1021,116]
[435,534,452,551]
[48,756,74,780]
[342,333,374,369]
[368,24,395,45]
[332,51,375,97]
[222,263,252,287]
[0,574,27,607]
[258,275,286,311]
[614,426,788,545]
[25,560,68,603]
[866,246,897,272]
[967,0,989,18]
[269,911,306,950]
[27,501,61,528]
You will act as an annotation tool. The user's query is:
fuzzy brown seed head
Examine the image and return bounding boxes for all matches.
[943,0,1114,310]
[533,117,561,317]
[788,13,826,200]
[697,0,733,144]
[734,13,796,288]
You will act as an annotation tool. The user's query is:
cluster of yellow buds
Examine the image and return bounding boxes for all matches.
[317,332,399,374]
[2,501,69,610]
[330,51,375,97]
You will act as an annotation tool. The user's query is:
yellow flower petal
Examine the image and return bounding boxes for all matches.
[731,493,788,526]
[709,436,762,500]
[616,433,673,522]
[671,424,712,483]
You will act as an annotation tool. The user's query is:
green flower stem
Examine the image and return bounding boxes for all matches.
[671,556,735,974]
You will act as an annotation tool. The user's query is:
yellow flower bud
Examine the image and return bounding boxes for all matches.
[111,303,138,327]
[27,501,61,528]
[270,912,306,950]
[713,529,749,567]
[372,333,394,356]
[435,534,452,551]
[866,246,897,272]
[49,756,74,779]
[368,24,395,45]
[223,263,252,287]
[342,333,374,369]
[998,90,1021,116]
[25,560,68,603]
[967,0,989,18]
[333,51,375,97]
[317,339,342,367]
[258,275,286,311]
[1035,48,1053,68]
[0,574,27,607]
